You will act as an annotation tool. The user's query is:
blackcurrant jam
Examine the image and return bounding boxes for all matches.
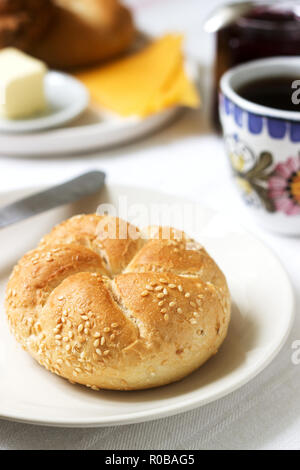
[214,2,300,126]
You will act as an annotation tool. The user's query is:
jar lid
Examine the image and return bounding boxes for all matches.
[204,1,300,33]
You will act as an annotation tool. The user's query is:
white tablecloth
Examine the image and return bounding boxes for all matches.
[0,0,299,450]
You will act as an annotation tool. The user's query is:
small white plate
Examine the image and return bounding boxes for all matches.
[0,59,198,155]
[0,185,295,427]
[0,71,89,133]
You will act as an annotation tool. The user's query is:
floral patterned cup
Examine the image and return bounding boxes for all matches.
[220,57,300,236]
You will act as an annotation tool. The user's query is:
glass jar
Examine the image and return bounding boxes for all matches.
[213,1,300,127]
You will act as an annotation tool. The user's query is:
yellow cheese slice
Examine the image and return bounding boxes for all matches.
[76,34,200,117]
[144,58,200,116]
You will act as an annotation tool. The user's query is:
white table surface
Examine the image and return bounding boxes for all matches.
[0,0,299,450]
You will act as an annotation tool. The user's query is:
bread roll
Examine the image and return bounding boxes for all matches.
[0,0,55,50]
[0,0,135,69]
[29,0,135,69]
[5,215,231,391]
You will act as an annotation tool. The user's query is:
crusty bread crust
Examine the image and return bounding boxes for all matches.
[0,0,54,50]
[29,0,135,69]
[5,215,231,391]
[0,0,135,68]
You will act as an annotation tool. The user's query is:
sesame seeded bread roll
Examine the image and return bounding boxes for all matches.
[5,215,231,391]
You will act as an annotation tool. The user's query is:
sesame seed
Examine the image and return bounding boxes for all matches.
[103,327,110,333]
[158,300,164,307]
[190,301,196,307]
[177,308,183,314]
[157,293,164,299]
[193,312,198,317]
[94,332,101,338]
[169,301,176,307]
[164,314,169,322]
[190,318,197,324]
[84,328,89,335]
[168,284,176,289]
[94,339,100,347]
[96,349,102,356]
[161,308,167,314]
[159,278,167,284]
[78,324,84,333]
[65,344,71,351]
[163,288,168,295]
[103,350,110,356]
[63,337,69,342]
[146,285,153,291]
[155,286,163,291]
[185,293,191,298]
[57,296,64,301]
[141,291,149,297]
[111,323,119,329]
[101,337,105,346]
[110,333,116,341]
[81,315,89,321]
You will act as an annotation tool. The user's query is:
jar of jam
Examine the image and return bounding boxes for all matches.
[212,1,300,127]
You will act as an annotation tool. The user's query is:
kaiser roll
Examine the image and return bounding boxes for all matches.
[5,215,231,391]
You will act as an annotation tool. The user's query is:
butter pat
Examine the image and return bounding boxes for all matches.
[0,48,47,119]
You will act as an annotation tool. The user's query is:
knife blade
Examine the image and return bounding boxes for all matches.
[0,170,106,229]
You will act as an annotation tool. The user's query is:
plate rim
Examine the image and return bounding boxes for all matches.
[0,57,199,156]
[0,184,295,428]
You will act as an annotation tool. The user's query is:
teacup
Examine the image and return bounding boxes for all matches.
[220,57,300,236]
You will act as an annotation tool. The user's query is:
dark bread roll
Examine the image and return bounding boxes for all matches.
[0,0,54,49]
[30,0,136,69]
[0,0,135,68]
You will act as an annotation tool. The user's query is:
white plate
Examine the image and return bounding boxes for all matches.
[0,72,89,133]
[0,60,198,156]
[0,184,294,427]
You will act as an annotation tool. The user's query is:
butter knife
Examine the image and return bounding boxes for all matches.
[0,170,106,229]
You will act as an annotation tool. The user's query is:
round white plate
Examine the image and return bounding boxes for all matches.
[0,184,294,427]
[0,72,89,133]
[0,60,198,156]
